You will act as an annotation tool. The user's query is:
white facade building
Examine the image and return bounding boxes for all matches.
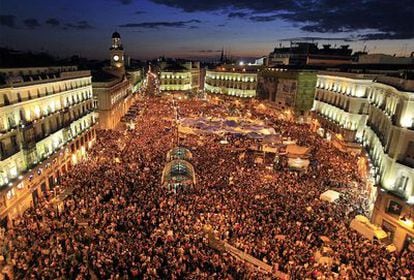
[312,72,414,251]
[204,67,258,98]
[0,66,96,221]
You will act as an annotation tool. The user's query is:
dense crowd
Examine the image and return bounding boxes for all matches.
[4,94,413,279]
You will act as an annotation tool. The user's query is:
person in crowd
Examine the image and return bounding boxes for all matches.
[5,96,413,279]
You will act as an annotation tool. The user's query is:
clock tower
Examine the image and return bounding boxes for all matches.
[110,31,125,69]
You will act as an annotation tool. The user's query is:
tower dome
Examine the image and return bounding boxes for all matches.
[110,31,125,70]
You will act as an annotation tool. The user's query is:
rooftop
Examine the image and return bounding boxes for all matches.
[270,42,352,57]
[210,64,261,73]
[92,70,120,83]
[0,66,90,87]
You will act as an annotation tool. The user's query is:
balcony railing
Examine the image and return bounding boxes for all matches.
[19,110,94,150]
[1,84,91,108]
[367,121,387,147]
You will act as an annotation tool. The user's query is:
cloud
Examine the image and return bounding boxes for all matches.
[227,12,249,19]
[150,0,291,13]
[118,0,134,4]
[150,0,414,40]
[249,14,278,22]
[0,15,16,28]
[65,20,94,30]
[357,32,411,40]
[45,18,60,27]
[23,18,40,29]
[193,49,221,53]
[119,19,201,29]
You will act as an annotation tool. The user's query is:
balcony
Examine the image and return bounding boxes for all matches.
[19,110,93,150]
[367,121,387,147]
[0,124,19,136]
[1,84,92,108]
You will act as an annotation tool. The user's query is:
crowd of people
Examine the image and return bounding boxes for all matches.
[3,94,413,279]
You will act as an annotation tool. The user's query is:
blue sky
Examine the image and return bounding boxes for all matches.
[1,0,413,60]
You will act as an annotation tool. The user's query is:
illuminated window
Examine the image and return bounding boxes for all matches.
[9,166,18,178]
[6,189,15,200]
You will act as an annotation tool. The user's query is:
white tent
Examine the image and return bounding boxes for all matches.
[350,215,388,241]
[320,190,341,203]
[288,158,310,170]
[220,139,229,145]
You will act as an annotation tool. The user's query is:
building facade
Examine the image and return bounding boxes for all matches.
[92,31,140,130]
[311,72,414,251]
[159,60,200,92]
[364,77,414,251]
[204,66,258,98]
[312,72,373,146]
[0,66,96,223]
[128,69,144,93]
[258,68,316,114]
[93,75,133,130]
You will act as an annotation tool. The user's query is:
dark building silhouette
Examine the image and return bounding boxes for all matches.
[268,42,353,66]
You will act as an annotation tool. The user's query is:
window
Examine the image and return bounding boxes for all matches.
[3,94,10,105]
[6,189,15,200]
[19,109,26,122]
[396,175,409,192]
[381,220,396,243]
[7,115,16,128]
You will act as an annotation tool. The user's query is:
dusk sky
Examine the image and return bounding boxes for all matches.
[1,0,413,60]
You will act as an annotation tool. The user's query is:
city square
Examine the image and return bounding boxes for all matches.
[0,0,414,279]
[1,86,411,278]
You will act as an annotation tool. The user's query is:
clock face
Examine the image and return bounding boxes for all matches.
[113,55,120,61]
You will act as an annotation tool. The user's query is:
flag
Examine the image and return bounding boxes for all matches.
[387,200,403,215]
